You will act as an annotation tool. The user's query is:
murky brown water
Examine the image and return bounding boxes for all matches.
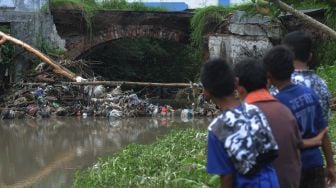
[0,116,210,188]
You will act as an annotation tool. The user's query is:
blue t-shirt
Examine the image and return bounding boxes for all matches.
[275,84,327,170]
[207,132,279,188]
[291,70,331,119]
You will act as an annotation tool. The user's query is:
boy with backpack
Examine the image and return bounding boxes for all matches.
[202,58,279,187]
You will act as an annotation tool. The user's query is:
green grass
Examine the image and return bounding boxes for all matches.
[317,65,336,159]
[328,112,336,162]
[0,25,14,64]
[50,0,166,43]
[317,64,336,93]
[284,0,329,10]
[190,4,256,49]
[72,129,219,188]
[50,0,166,12]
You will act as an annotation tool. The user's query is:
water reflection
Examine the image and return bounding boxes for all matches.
[0,117,210,188]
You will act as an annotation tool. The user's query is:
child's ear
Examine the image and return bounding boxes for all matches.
[266,72,273,87]
[203,89,211,101]
[236,86,247,100]
[308,52,313,62]
[235,77,247,99]
[234,77,239,89]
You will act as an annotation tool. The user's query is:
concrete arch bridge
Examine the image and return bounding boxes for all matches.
[51,8,192,59]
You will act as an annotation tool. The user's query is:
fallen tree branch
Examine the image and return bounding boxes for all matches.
[272,0,336,39]
[0,31,78,81]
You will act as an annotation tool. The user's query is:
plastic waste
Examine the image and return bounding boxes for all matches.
[52,102,60,108]
[181,108,193,122]
[34,87,44,98]
[129,94,140,105]
[107,109,123,119]
[111,86,122,95]
[2,109,15,119]
[93,85,105,98]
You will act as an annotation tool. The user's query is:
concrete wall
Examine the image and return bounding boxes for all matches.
[0,0,48,11]
[0,0,65,81]
[208,11,282,64]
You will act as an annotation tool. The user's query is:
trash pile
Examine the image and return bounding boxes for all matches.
[0,60,218,119]
[0,82,175,119]
[0,83,218,120]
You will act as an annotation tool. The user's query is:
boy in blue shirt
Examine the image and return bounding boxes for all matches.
[201,58,279,187]
[283,31,331,120]
[283,31,336,186]
[263,46,334,188]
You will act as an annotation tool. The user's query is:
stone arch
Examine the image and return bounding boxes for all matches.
[68,24,188,59]
[51,9,192,59]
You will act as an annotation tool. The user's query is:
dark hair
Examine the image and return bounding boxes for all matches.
[282,31,312,62]
[201,58,235,98]
[234,58,267,92]
[263,45,294,81]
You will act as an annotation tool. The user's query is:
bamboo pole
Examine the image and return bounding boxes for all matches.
[19,81,198,88]
[0,31,78,81]
[62,80,198,88]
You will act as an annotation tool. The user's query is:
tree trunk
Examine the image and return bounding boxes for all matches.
[0,31,78,81]
[272,0,336,39]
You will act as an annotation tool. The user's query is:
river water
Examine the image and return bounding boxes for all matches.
[0,116,210,188]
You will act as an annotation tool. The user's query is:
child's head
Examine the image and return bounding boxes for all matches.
[282,31,312,63]
[263,45,295,82]
[201,58,235,99]
[234,58,267,93]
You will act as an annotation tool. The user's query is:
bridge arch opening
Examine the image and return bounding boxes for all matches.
[77,37,201,84]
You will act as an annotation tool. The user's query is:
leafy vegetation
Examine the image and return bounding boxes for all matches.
[316,2,336,66]
[39,40,65,59]
[50,0,166,44]
[317,63,336,94]
[0,25,14,64]
[190,4,256,50]
[317,66,336,161]
[72,128,219,188]
[316,40,336,64]
[328,112,336,162]
[280,0,329,10]
[50,0,166,12]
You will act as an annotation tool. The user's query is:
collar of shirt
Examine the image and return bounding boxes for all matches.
[244,89,276,103]
[294,69,315,73]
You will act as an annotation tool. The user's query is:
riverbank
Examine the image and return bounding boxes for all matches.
[72,111,336,187]
[72,128,220,188]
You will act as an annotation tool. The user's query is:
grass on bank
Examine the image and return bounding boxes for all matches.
[72,129,219,188]
[72,113,336,187]
[317,63,336,93]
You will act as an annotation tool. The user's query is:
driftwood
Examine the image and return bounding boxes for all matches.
[62,81,198,88]
[18,81,198,88]
[0,31,78,81]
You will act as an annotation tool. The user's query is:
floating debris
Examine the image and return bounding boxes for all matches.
[0,60,218,119]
